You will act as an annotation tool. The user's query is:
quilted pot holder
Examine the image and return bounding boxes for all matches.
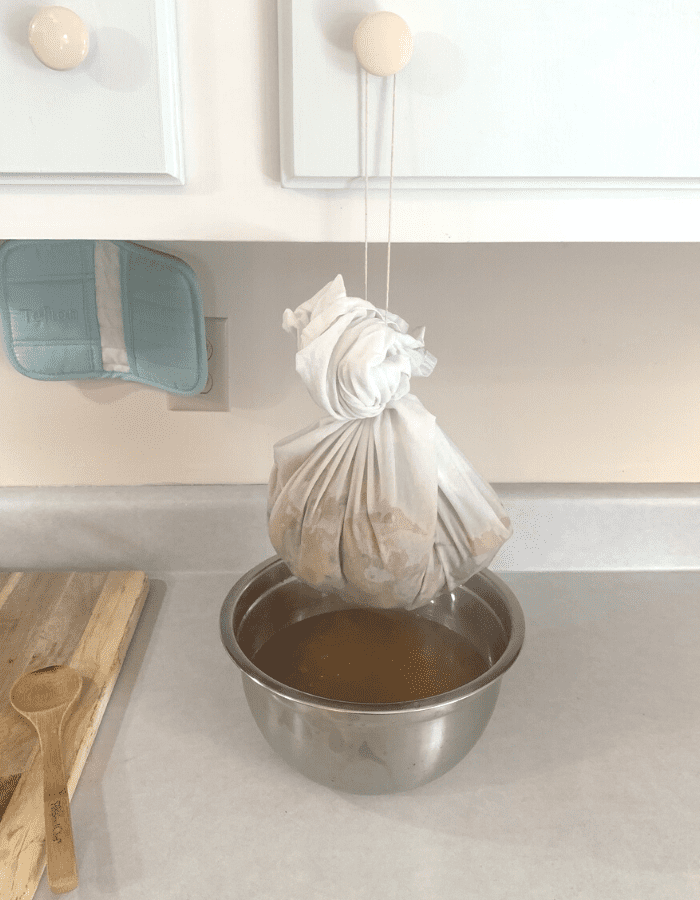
[0,240,207,395]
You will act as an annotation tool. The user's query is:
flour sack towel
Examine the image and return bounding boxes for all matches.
[268,275,512,610]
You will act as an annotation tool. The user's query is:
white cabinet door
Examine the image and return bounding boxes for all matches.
[5,0,700,239]
[1,0,184,184]
[281,0,700,190]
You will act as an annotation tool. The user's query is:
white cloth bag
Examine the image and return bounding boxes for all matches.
[268,275,513,610]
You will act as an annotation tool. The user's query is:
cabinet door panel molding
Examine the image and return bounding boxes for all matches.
[280,0,700,190]
[1,0,184,185]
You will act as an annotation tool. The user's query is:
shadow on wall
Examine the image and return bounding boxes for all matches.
[154,241,421,412]
[221,242,455,411]
[138,241,700,413]
[48,241,700,425]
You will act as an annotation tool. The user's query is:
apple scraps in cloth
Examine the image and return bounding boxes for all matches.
[268,275,513,610]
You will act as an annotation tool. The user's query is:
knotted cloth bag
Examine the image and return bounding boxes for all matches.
[268,275,513,610]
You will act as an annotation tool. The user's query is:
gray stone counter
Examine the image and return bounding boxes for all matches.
[2,484,697,899]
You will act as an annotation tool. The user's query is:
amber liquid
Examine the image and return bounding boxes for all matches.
[251,608,489,703]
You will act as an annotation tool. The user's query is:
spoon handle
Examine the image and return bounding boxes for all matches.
[39,711,78,893]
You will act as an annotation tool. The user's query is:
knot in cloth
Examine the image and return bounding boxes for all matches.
[282,275,436,420]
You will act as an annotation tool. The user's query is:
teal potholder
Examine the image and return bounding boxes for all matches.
[0,240,207,395]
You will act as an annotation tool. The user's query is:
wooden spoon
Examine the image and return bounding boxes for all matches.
[10,665,82,894]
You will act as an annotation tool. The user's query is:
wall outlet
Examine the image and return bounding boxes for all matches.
[167,317,229,411]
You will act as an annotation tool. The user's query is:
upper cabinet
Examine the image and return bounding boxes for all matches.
[2,0,183,186]
[3,0,700,242]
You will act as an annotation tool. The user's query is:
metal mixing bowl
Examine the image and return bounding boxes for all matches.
[220,556,525,794]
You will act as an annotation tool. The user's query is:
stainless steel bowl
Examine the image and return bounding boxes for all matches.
[220,556,525,794]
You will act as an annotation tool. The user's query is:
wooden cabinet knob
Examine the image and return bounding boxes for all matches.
[353,12,413,77]
[28,6,89,71]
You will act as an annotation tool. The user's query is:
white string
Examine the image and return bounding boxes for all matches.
[363,71,397,323]
[385,73,396,321]
[364,69,368,305]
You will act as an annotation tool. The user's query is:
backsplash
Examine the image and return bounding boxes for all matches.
[1,483,698,573]
[1,241,698,485]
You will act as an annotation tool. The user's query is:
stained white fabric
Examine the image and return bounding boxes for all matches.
[268,275,513,610]
[94,240,130,373]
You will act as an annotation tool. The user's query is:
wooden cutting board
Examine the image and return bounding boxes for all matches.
[0,570,149,900]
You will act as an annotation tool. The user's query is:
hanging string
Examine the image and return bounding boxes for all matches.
[364,69,369,306]
[385,73,396,321]
[363,71,397,324]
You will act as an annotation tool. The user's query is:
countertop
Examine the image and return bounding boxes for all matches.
[31,568,700,900]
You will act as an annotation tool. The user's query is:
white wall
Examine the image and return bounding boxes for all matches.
[1,241,698,486]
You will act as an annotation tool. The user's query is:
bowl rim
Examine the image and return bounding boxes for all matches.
[220,555,525,715]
